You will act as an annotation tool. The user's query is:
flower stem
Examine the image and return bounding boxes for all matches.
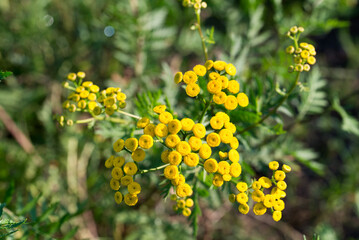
[139,164,169,174]
[117,110,141,119]
[195,9,208,61]
[198,99,212,123]
[239,72,301,134]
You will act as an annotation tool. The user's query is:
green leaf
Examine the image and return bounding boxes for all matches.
[293,148,324,176]
[0,70,12,80]
[332,97,359,136]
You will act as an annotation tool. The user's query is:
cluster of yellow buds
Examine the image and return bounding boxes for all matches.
[182,0,207,9]
[175,60,249,110]
[286,26,317,72]
[171,195,194,217]
[229,161,291,221]
[59,71,127,126]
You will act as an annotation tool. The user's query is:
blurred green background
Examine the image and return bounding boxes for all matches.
[1,0,359,239]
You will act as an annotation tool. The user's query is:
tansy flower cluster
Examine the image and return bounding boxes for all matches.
[174,60,249,110]
[286,26,317,72]
[229,161,291,222]
[182,0,207,9]
[171,195,194,217]
[58,71,127,126]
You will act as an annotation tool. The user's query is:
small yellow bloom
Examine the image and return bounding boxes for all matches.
[225,63,237,76]
[193,64,207,77]
[215,112,230,124]
[168,119,182,134]
[168,151,182,165]
[259,177,272,188]
[177,199,186,208]
[252,181,262,190]
[282,164,292,173]
[272,211,282,221]
[213,60,227,71]
[236,182,248,192]
[222,174,232,182]
[209,72,220,80]
[111,167,124,180]
[219,129,233,144]
[274,170,286,181]
[307,56,316,65]
[77,71,86,79]
[114,192,123,204]
[253,203,267,215]
[183,71,198,84]
[138,135,153,149]
[89,85,100,93]
[176,183,193,198]
[137,117,150,129]
[237,93,249,107]
[67,73,77,81]
[217,161,230,175]
[113,139,125,152]
[125,138,138,152]
[161,150,170,163]
[188,136,202,151]
[252,190,265,202]
[131,148,146,162]
[165,134,181,148]
[219,76,229,89]
[153,104,167,114]
[224,95,238,110]
[273,199,285,211]
[186,198,194,207]
[182,208,192,217]
[110,178,120,190]
[269,161,279,170]
[186,83,200,97]
[206,132,221,147]
[204,158,218,173]
[236,192,249,204]
[155,123,169,138]
[213,91,227,104]
[263,194,275,208]
[204,60,214,70]
[77,100,87,109]
[192,123,206,138]
[172,174,185,186]
[124,193,138,206]
[230,162,242,177]
[207,80,222,94]
[174,72,183,84]
[183,153,199,167]
[159,111,173,124]
[128,182,141,195]
[144,123,156,137]
[301,50,310,59]
[199,143,212,159]
[227,80,240,94]
[210,116,224,130]
[120,175,133,186]
[277,180,287,190]
[238,204,250,214]
[93,106,102,115]
[219,151,228,160]
[229,136,239,149]
[212,174,224,187]
[176,141,191,156]
[87,93,97,101]
[104,97,116,107]
[181,118,195,131]
[123,162,138,175]
[229,193,236,203]
[164,165,179,180]
[113,156,125,167]
[116,92,126,102]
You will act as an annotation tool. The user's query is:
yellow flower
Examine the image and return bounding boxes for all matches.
[125,138,138,152]
[213,91,227,104]
[282,164,292,173]
[137,117,150,129]
[105,155,114,168]
[186,83,200,97]
[93,106,102,115]
[219,129,233,144]
[230,162,242,177]
[272,211,282,222]
[88,93,97,101]
[207,80,222,94]
[277,180,287,190]
[77,100,87,109]
[155,123,169,138]
[176,141,191,156]
[113,156,125,167]
[193,64,207,76]
[213,60,227,71]
[110,178,120,190]
[104,97,116,107]
[263,194,275,208]
[153,104,167,114]
[168,119,182,134]
[206,132,221,147]
[131,149,146,162]
[124,193,138,206]
[253,203,267,215]
[159,111,173,124]
[183,153,199,167]
[222,174,232,182]
[212,174,224,187]
[274,170,286,181]
[228,149,240,163]
[164,165,179,180]
[182,208,192,217]
[204,158,218,173]
[204,60,214,70]
[224,95,238,110]
[252,190,265,202]
[144,123,156,137]
[229,193,236,203]
[236,182,248,192]
[273,199,285,211]
[176,183,193,197]
[269,161,279,170]
[114,192,123,204]
[123,162,138,175]
[199,144,212,159]
[217,161,230,175]
[120,175,133,186]
[271,187,286,199]
[165,134,181,148]
[161,150,170,163]
[238,204,250,214]
[225,63,236,76]
[186,198,194,207]
[177,199,186,208]
[77,71,86,79]
[209,72,220,80]
[181,118,195,131]
[219,76,229,89]
[174,72,183,84]
[139,135,153,149]
[171,174,185,186]
[111,167,124,180]
[237,92,249,107]
[216,112,230,123]
[229,137,239,149]
[301,50,310,59]
[183,71,198,84]
[88,101,97,111]
[227,80,240,94]
[219,151,228,160]
[113,139,125,152]
[188,136,202,151]
[67,73,77,81]
[259,177,272,188]
[236,193,248,204]
[252,181,261,190]
[168,151,182,165]
[76,86,85,93]
[89,85,100,93]
[307,56,316,65]
[128,182,141,195]
[116,92,127,102]
[192,123,206,138]
[210,116,224,130]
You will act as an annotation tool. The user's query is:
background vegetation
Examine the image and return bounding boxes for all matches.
[1,0,359,239]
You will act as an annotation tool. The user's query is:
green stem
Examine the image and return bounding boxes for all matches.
[117,110,141,120]
[198,100,212,123]
[239,72,301,134]
[195,9,208,61]
[139,164,169,174]
[75,118,95,124]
